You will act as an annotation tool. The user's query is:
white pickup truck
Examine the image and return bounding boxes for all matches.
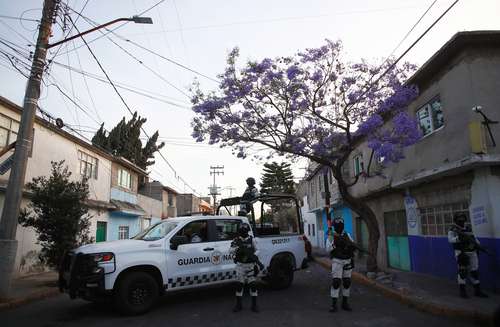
[59,194,308,315]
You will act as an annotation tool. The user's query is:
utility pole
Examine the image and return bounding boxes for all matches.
[209,165,224,212]
[0,0,58,298]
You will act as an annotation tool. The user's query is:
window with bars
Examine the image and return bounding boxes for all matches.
[78,151,98,179]
[420,202,469,236]
[384,210,408,236]
[416,97,444,136]
[118,226,129,240]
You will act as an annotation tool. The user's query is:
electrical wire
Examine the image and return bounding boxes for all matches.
[382,0,438,67]
[48,60,191,108]
[351,0,460,105]
[66,9,219,83]
[73,23,200,196]
[0,14,40,22]
[56,0,168,57]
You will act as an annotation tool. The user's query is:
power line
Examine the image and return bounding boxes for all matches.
[69,9,219,83]
[0,20,35,45]
[128,5,423,35]
[0,14,40,23]
[383,0,438,65]
[47,0,91,71]
[55,0,168,57]
[73,22,200,196]
[82,21,191,98]
[48,60,191,108]
[352,0,460,105]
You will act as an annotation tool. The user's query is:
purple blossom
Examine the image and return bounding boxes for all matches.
[286,65,302,80]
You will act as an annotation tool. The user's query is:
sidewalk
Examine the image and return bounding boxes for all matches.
[312,248,498,326]
[0,271,60,311]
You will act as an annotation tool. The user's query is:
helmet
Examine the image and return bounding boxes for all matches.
[332,217,344,233]
[453,213,467,228]
[238,223,250,237]
[246,177,256,186]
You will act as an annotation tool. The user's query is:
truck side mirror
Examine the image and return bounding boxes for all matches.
[170,235,189,250]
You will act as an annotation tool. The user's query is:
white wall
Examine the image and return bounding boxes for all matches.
[0,105,112,202]
[1,103,115,276]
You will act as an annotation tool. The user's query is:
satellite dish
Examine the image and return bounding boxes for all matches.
[55,118,64,128]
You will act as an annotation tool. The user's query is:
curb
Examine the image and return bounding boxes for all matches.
[0,287,60,312]
[314,257,494,326]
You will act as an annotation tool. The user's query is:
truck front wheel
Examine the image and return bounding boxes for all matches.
[114,271,159,315]
[268,256,294,290]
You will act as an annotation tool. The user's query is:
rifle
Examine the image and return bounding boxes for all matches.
[457,229,492,256]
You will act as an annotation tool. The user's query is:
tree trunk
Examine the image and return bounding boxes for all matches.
[333,169,380,272]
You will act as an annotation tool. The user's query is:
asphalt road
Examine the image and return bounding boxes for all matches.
[1,262,476,327]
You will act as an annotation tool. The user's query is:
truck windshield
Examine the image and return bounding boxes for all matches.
[133,221,178,241]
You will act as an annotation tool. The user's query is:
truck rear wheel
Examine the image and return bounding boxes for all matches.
[268,256,294,290]
[114,271,159,315]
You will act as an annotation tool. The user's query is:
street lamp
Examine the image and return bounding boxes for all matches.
[47,16,153,49]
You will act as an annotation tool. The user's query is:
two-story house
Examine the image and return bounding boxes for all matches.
[139,180,178,219]
[297,162,355,249]
[343,31,500,291]
[0,95,164,275]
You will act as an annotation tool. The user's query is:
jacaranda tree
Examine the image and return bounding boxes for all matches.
[191,40,421,271]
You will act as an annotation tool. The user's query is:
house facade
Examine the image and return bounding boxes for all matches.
[0,96,164,276]
[343,31,500,291]
[177,193,213,216]
[139,180,178,219]
[297,162,354,249]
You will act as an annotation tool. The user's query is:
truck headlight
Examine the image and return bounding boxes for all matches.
[90,252,114,263]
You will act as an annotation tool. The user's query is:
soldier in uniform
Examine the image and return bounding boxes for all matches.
[327,217,355,312]
[230,223,264,312]
[238,177,259,216]
[448,213,488,298]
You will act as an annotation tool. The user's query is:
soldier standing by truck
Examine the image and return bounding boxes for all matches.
[230,223,264,313]
[327,217,355,312]
[448,213,488,298]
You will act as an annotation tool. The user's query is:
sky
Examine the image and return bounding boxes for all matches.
[1,0,500,202]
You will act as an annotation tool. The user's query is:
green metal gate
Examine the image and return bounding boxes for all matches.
[96,221,107,243]
[384,210,411,271]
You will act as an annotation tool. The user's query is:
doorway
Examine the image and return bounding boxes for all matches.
[96,221,107,242]
[384,210,411,271]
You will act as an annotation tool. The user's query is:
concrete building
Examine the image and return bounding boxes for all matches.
[297,162,354,249]
[139,181,178,219]
[344,31,500,291]
[177,193,213,216]
[0,96,163,275]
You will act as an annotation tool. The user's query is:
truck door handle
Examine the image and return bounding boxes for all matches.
[203,247,214,251]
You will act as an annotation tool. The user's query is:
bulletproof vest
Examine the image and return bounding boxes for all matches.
[241,186,257,203]
[330,232,354,260]
[234,236,257,263]
[450,226,477,252]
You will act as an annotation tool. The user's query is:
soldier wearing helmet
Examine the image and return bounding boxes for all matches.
[230,223,263,312]
[327,217,355,312]
[448,213,488,298]
[238,177,259,216]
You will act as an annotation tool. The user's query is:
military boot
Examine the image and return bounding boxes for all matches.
[251,296,259,313]
[342,297,352,311]
[474,284,488,298]
[329,298,337,312]
[459,284,469,299]
[233,296,242,312]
